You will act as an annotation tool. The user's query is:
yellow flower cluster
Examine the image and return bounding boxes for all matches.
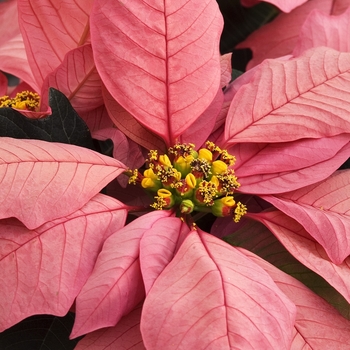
[128,142,247,222]
[0,91,40,111]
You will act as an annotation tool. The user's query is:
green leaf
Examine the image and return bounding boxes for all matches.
[0,88,94,150]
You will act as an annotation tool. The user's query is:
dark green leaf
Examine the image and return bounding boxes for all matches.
[0,88,95,150]
[217,0,278,54]
[0,313,82,350]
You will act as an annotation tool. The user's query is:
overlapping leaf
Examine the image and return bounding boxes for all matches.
[231,135,350,194]
[91,0,223,145]
[294,6,350,56]
[75,305,145,350]
[0,194,128,331]
[240,249,350,349]
[236,0,333,69]
[41,45,103,113]
[17,0,93,87]
[222,218,350,319]
[225,47,350,144]
[0,138,126,229]
[260,170,350,264]
[103,87,166,152]
[71,211,176,338]
[253,210,350,304]
[141,229,296,349]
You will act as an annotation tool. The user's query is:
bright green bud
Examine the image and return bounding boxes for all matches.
[180,199,195,214]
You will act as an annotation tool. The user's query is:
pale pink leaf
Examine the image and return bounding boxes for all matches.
[0,194,127,331]
[75,304,146,350]
[91,0,223,145]
[71,211,174,338]
[220,53,232,88]
[221,218,350,319]
[240,248,350,349]
[260,170,350,264]
[180,88,224,148]
[18,0,93,86]
[0,0,38,91]
[225,47,350,145]
[41,44,103,113]
[231,135,350,194]
[103,87,166,152]
[0,138,127,229]
[241,0,307,12]
[140,218,190,293]
[332,0,350,15]
[80,105,114,133]
[252,210,350,304]
[236,0,333,70]
[141,230,296,350]
[294,7,350,57]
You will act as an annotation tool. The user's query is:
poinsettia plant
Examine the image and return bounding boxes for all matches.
[1,0,350,349]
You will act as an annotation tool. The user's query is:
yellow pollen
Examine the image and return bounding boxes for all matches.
[0,91,40,111]
[128,169,139,185]
[234,202,247,223]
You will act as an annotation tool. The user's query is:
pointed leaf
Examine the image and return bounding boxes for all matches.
[252,210,350,304]
[141,230,296,349]
[260,170,350,264]
[0,138,126,229]
[0,194,127,331]
[294,7,350,56]
[18,0,93,86]
[71,211,174,338]
[140,218,189,293]
[240,248,350,349]
[91,0,223,145]
[75,305,146,350]
[41,45,103,113]
[232,135,350,194]
[225,47,350,145]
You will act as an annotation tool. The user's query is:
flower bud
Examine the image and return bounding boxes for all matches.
[212,196,235,217]
[159,154,172,167]
[198,148,213,162]
[212,160,228,175]
[180,199,195,214]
